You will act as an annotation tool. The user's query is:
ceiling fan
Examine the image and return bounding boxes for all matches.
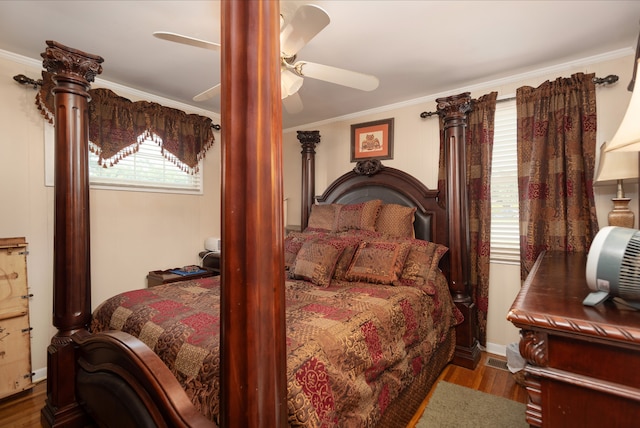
[153,4,379,114]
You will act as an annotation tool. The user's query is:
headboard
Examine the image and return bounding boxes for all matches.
[314,160,448,273]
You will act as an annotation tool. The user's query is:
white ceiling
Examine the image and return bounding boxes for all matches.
[1,1,640,129]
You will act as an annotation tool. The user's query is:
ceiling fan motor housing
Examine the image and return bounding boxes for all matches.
[586,226,640,301]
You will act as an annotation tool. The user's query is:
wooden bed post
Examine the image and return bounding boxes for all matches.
[219,1,287,427]
[40,41,103,427]
[436,92,480,369]
[297,130,320,229]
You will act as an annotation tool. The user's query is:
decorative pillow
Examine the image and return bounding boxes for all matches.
[330,234,366,281]
[394,239,448,294]
[291,237,346,287]
[284,232,321,271]
[375,204,416,238]
[334,199,382,232]
[345,240,410,285]
[307,204,340,231]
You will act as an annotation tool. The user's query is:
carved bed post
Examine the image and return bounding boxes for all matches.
[40,41,104,427]
[298,130,320,229]
[436,92,480,369]
[220,1,287,426]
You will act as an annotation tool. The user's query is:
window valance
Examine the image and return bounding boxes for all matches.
[36,71,215,174]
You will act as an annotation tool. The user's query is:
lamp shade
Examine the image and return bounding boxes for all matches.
[606,58,640,153]
[596,141,639,184]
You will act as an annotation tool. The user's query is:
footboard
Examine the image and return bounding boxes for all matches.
[73,330,215,428]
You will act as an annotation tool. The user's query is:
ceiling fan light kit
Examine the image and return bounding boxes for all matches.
[281,68,304,99]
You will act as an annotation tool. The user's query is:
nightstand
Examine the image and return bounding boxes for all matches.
[199,251,221,275]
[147,266,216,287]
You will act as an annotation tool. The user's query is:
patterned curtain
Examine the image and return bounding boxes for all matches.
[516,73,599,279]
[36,71,215,174]
[467,92,497,346]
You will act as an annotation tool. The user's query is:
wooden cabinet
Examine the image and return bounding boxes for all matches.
[507,251,640,427]
[0,237,33,399]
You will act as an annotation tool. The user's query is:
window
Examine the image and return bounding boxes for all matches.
[490,98,520,263]
[88,134,202,193]
[45,125,203,194]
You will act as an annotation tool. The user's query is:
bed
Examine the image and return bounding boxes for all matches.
[40,3,478,427]
[86,179,462,427]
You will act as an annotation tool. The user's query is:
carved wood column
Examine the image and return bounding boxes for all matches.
[297,130,320,229]
[436,92,480,369]
[40,41,103,428]
[220,1,287,427]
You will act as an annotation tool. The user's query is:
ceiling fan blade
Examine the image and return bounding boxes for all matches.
[280,4,330,57]
[296,61,380,91]
[283,92,304,114]
[193,84,221,102]
[153,31,220,51]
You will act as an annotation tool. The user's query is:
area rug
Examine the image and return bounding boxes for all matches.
[416,381,528,427]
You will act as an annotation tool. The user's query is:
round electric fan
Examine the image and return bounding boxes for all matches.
[585,226,640,308]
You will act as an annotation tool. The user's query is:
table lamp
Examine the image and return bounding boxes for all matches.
[596,141,638,227]
[604,53,640,228]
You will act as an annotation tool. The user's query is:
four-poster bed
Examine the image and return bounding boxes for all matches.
[40,3,478,427]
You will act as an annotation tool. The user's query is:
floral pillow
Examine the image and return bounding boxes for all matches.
[291,237,346,287]
[375,203,416,238]
[334,199,382,232]
[345,240,410,284]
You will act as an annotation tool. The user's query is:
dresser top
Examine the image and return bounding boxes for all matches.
[507,251,640,345]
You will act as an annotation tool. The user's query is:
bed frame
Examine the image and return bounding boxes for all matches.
[39,3,477,427]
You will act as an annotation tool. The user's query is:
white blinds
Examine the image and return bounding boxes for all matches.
[88,135,202,194]
[490,98,520,263]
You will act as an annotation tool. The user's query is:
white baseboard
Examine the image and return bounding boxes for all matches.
[32,367,47,383]
[485,342,508,357]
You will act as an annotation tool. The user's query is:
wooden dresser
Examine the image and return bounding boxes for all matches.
[507,251,640,427]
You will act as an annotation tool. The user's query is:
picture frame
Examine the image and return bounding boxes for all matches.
[350,118,394,162]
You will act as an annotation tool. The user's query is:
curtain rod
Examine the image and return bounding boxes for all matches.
[419,74,619,119]
[12,74,222,131]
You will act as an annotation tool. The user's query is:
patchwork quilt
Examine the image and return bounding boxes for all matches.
[91,272,460,426]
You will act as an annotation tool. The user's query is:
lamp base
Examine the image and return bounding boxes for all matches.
[608,198,635,228]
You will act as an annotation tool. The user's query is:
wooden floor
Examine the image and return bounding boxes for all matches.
[0,380,46,428]
[0,352,526,427]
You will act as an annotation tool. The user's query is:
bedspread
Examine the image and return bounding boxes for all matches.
[91,273,460,427]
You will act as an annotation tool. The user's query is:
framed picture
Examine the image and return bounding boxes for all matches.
[350,118,394,162]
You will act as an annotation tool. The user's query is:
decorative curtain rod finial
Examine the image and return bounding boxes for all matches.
[593,74,619,86]
[420,111,439,119]
[13,74,42,89]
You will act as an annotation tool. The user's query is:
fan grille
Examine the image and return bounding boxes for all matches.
[619,231,640,300]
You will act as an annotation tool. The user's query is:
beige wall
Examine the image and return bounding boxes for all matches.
[1,45,637,379]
